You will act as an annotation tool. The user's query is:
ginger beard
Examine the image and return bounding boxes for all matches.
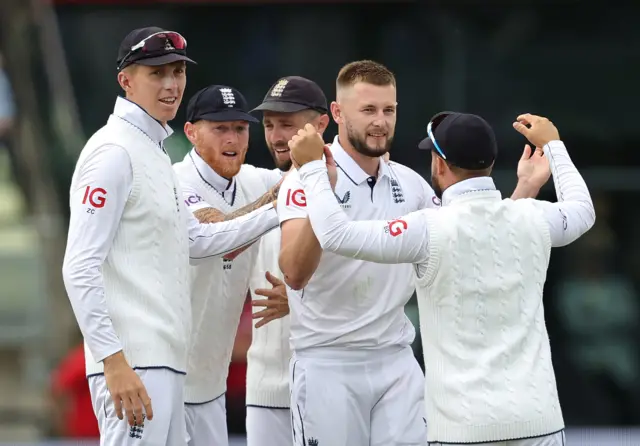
[193,121,249,179]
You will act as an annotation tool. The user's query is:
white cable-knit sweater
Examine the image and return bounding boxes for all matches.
[417,193,564,443]
[247,228,291,408]
[173,157,270,404]
[78,116,191,376]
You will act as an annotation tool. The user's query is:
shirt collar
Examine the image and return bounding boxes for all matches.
[330,135,391,185]
[441,177,500,206]
[112,96,173,147]
[189,148,235,192]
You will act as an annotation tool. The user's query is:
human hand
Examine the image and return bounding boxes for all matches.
[251,271,289,328]
[103,351,153,427]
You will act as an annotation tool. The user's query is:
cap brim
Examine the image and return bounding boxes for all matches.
[418,136,434,150]
[418,111,453,150]
[195,109,259,123]
[251,101,314,114]
[135,53,197,67]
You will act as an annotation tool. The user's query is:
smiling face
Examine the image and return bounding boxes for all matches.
[184,119,250,178]
[262,109,328,171]
[117,61,186,124]
[334,81,396,158]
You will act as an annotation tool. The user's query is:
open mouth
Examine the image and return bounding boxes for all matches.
[368,132,387,138]
[222,151,238,158]
[159,97,177,105]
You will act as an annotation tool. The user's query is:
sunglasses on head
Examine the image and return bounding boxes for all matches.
[117,31,187,70]
[426,117,447,160]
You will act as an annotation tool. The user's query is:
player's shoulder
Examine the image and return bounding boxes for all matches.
[171,152,193,178]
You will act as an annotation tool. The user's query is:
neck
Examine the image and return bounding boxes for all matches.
[125,95,167,127]
[337,134,379,177]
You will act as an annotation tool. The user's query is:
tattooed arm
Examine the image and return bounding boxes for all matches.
[192,184,280,260]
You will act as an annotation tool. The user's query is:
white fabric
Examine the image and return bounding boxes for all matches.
[247,226,291,408]
[62,97,280,375]
[185,396,228,446]
[89,368,186,446]
[276,135,437,352]
[173,150,278,404]
[298,140,594,444]
[290,346,426,446]
[245,406,292,446]
[428,431,566,446]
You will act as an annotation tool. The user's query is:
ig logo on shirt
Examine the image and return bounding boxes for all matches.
[384,218,408,237]
[82,186,107,214]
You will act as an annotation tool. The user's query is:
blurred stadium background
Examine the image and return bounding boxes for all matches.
[0,0,638,444]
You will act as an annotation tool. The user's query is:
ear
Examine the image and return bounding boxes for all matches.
[184,121,198,146]
[316,113,330,135]
[117,71,132,93]
[432,152,446,176]
[330,101,341,125]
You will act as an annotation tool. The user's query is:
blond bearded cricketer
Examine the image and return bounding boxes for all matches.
[277,60,549,446]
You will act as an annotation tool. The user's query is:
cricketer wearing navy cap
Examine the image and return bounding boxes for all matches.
[418,111,499,199]
[251,76,330,171]
[175,85,287,446]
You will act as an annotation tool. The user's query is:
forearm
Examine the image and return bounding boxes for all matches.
[279,218,322,290]
[193,187,278,224]
[510,180,541,200]
[543,140,595,246]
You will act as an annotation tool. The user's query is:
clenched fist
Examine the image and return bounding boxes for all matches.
[512,113,560,148]
[288,123,325,167]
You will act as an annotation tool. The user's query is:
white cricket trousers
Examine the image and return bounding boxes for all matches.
[184,394,228,446]
[429,431,566,446]
[88,368,187,446]
[290,345,426,446]
[246,406,292,446]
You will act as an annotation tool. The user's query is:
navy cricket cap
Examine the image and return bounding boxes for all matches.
[117,27,196,71]
[186,85,259,123]
[418,112,498,170]
[251,76,328,114]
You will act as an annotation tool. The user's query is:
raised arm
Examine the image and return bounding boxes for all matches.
[277,172,323,290]
[62,145,129,363]
[299,160,430,265]
[513,114,595,247]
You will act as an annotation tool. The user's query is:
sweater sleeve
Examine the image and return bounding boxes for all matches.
[530,140,596,247]
[62,145,130,362]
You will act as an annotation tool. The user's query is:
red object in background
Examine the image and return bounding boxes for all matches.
[226,297,253,400]
[51,344,100,438]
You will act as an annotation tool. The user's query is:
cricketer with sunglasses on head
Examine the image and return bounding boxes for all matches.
[62,27,281,445]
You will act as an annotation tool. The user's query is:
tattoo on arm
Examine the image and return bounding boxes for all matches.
[192,186,279,224]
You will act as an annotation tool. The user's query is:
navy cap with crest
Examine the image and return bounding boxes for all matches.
[251,76,328,114]
[418,112,498,170]
[186,85,259,123]
[117,27,196,71]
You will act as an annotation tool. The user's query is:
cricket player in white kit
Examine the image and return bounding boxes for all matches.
[172,85,286,446]
[277,61,547,446]
[289,112,595,445]
[62,28,280,446]
[246,76,331,446]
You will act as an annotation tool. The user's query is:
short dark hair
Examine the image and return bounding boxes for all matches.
[336,60,396,91]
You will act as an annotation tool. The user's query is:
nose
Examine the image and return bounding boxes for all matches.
[162,74,179,90]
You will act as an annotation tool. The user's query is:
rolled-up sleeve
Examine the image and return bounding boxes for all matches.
[62,145,131,362]
[187,203,279,263]
[531,140,596,247]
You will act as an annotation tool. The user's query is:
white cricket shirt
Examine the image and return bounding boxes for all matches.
[277,135,438,352]
[62,97,280,375]
[298,140,595,443]
[174,148,281,404]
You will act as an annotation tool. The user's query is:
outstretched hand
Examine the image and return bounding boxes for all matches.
[251,271,289,328]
